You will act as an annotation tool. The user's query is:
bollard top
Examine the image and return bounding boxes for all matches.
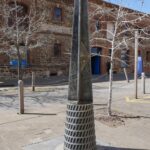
[18,80,24,85]
[141,72,145,76]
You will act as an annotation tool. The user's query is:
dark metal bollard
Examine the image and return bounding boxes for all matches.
[18,80,24,114]
[32,71,35,92]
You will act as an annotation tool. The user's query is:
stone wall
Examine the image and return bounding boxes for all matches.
[0,53,10,66]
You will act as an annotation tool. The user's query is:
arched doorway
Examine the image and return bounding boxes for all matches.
[91,47,102,75]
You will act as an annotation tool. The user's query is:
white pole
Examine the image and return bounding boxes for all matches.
[134,31,138,99]
[141,72,145,94]
[123,68,129,83]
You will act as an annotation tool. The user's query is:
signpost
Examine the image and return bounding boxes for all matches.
[134,31,138,99]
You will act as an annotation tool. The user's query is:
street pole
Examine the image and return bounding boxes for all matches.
[64,0,96,149]
[134,31,138,99]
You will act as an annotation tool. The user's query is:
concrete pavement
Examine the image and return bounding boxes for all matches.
[0,77,150,150]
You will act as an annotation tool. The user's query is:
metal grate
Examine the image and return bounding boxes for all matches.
[64,103,96,150]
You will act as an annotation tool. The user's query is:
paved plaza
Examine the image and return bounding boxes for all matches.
[0,75,150,150]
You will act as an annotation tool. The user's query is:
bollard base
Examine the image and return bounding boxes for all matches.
[32,86,35,92]
[64,103,96,150]
[19,110,24,114]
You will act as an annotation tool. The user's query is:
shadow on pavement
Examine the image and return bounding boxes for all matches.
[1,73,150,87]
[111,114,150,119]
[0,73,134,87]
[94,103,107,106]
[97,145,148,150]
[23,113,57,116]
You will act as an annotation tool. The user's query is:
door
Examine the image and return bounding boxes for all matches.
[91,47,102,75]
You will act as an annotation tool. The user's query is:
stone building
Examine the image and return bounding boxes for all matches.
[26,0,73,76]
[0,0,150,78]
[89,0,150,75]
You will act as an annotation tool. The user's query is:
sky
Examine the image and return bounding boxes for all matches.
[105,0,150,13]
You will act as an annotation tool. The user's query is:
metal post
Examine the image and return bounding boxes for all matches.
[32,71,35,91]
[134,31,138,99]
[64,0,96,149]
[18,80,24,114]
[141,72,145,94]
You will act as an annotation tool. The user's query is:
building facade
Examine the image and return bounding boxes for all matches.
[0,0,150,78]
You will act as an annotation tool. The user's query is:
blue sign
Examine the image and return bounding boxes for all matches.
[137,56,143,75]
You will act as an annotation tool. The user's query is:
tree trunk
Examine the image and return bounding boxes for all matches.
[108,61,113,116]
[108,44,115,116]
[16,45,23,80]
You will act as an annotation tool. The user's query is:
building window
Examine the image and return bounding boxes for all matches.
[109,49,112,56]
[146,51,150,62]
[8,2,28,28]
[54,43,61,57]
[91,47,102,55]
[53,7,62,21]
[107,22,115,40]
[138,50,141,56]
[95,20,100,31]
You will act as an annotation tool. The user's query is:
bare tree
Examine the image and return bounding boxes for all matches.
[89,1,150,116]
[0,0,47,80]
